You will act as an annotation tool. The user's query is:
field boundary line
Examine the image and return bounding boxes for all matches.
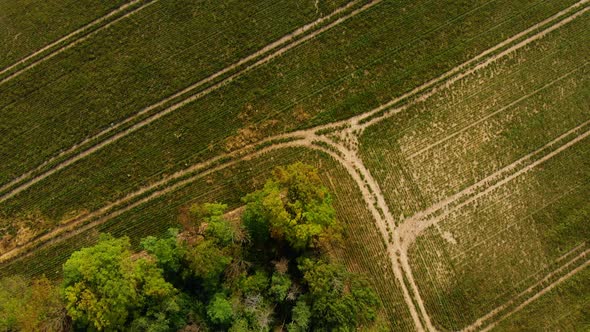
[463,247,589,331]
[0,0,158,85]
[0,0,379,203]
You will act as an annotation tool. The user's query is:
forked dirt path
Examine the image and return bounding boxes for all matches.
[2,0,586,204]
[0,0,158,85]
[2,2,590,330]
[0,0,380,203]
[310,136,431,332]
[389,122,590,330]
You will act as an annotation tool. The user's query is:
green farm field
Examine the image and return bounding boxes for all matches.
[1,0,589,330]
[0,0,130,69]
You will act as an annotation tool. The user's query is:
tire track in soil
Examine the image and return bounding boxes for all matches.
[398,121,590,250]
[2,3,589,330]
[0,132,431,332]
[0,0,379,203]
[464,247,589,331]
[309,137,430,332]
[0,0,158,85]
[407,63,589,160]
[480,258,590,332]
[0,131,308,265]
[3,0,586,203]
[353,0,590,131]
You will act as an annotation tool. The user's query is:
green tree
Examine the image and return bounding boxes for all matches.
[141,228,184,275]
[0,275,67,332]
[229,317,252,332]
[207,293,234,326]
[192,203,237,246]
[239,270,269,296]
[186,239,232,290]
[269,272,291,302]
[242,163,337,251]
[62,235,181,331]
[300,259,379,331]
[287,299,311,332]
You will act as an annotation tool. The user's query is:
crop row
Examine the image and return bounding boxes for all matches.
[357,7,589,329]
[0,0,130,69]
[0,0,352,184]
[490,262,590,331]
[1,0,580,231]
[360,11,589,218]
[409,131,590,330]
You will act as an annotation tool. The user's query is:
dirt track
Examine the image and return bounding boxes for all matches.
[0,0,158,85]
[2,1,589,330]
[0,0,379,203]
[465,247,588,331]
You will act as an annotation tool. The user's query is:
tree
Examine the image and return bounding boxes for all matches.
[287,299,311,332]
[239,270,269,296]
[186,239,232,290]
[44,163,381,331]
[0,275,68,332]
[269,272,291,302]
[242,162,337,251]
[141,228,184,276]
[300,258,379,331]
[192,203,237,246]
[207,293,234,326]
[228,318,251,332]
[62,234,182,331]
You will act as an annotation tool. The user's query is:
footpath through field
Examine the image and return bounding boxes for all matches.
[0,0,379,203]
[0,0,157,85]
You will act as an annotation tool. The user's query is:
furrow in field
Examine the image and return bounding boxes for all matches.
[0,0,157,85]
[399,121,590,249]
[464,246,588,331]
[0,0,378,203]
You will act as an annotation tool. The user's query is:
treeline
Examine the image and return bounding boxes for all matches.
[0,163,383,331]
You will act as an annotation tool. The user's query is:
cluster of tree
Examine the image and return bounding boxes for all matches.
[0,163,381,331]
